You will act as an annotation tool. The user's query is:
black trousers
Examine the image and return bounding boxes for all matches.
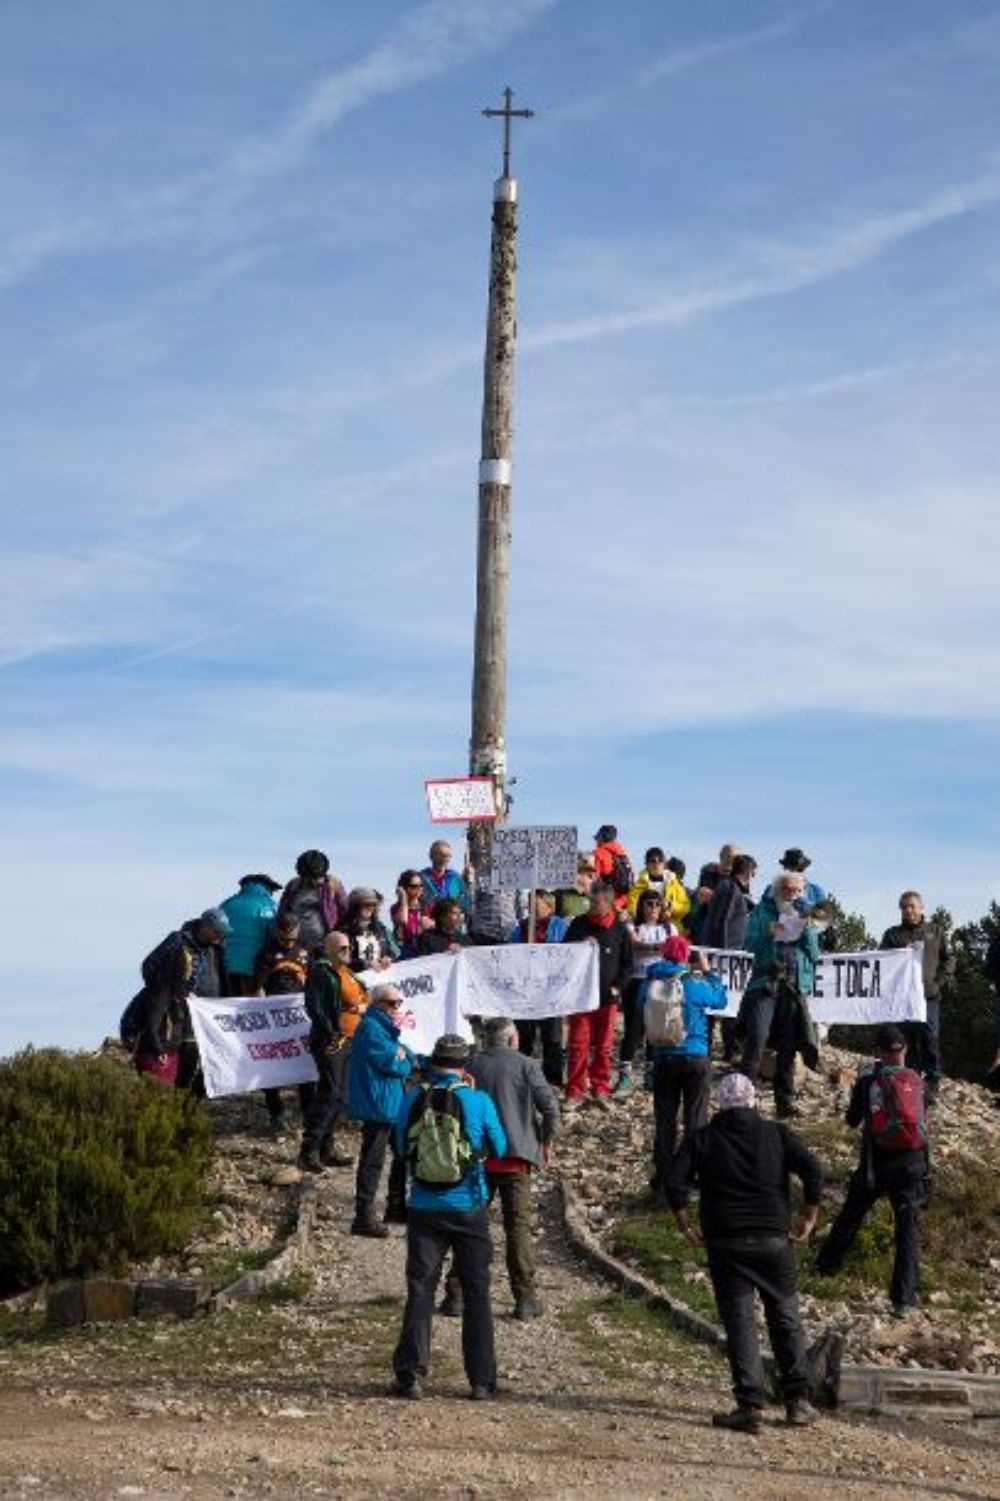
[815,1152,926,1308]
[355,1121,406,1221]
[738,987,799,1110]
[652,1055,711,1188]
[300,1043,349,1153]
[393,1206,495,1390]
[903,999,941,1084]
[516,1018,565,1088]
[707,1236,809,1409]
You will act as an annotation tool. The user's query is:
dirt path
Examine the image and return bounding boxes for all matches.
[2,1118,999,1500]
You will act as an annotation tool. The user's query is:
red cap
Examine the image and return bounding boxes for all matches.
[662,934,691,963]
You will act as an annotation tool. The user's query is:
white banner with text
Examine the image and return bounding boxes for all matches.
[457,941,600,1020]
[189,995,319,1100]
[699,946,926,1024]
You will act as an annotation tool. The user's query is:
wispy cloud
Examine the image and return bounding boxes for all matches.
[527,166,1000,351]
[638,4,832,87]
[0,0,558,290]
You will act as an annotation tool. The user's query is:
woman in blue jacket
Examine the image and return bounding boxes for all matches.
[644,934,728,1198]
[347,984,415,1236]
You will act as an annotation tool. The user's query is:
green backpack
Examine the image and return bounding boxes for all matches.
[407,1081,477,1187]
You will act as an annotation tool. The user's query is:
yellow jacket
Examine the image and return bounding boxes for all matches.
[627,870,691,928]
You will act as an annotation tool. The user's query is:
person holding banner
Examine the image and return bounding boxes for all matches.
[348,983,415,1236]
[298,932,365,1174]
[738,872,820,1119]
[564,883,633,1110]
[880,892,952,1103]
[509,890,568,1088]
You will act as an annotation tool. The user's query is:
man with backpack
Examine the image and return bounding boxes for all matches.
[592,824,634,911]
[644,936,728,1200]
[814,1025,930,1317]
[122,908,231,1088]
[391,1034,507,1401]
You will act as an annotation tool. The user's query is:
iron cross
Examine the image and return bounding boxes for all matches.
[482,86,535,178]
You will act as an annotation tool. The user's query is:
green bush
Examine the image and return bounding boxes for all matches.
[0,1048,213,1294]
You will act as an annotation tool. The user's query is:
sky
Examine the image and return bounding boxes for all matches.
[2,0,999,1053]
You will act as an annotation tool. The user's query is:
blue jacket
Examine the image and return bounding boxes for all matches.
[347,1006,414,1124]
[642,961,728,1059]
[745,891,820,996]
[394,1072,507,1213]
[220,882,277,976]
[508,914,569,944]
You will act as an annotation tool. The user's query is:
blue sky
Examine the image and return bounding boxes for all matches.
[3,0,999,1053]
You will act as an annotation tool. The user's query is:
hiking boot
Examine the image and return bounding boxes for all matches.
[712,1406,763,1434]
[513,1296,544,1320]
[776,1101,804,1120]
[268,1113,290,1138]
[785,1397,819,1427]
[563,1097,584,1115]
[590,1094,612,1113]
[296,1150,326,1175]
[437,1295,463,1318]
[383,1203,408,1225]
[611,1068,632,1096]
[891,1299,919,1320]
[469,1384,497,1401]
[319,1143,355,1168]
[351,1217,390,1239]
[390,1375,423,1400]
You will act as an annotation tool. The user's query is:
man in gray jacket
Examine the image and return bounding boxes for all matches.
[440,1017,559,1320]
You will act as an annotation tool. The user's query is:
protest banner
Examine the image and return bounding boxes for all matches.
[425,777,498,823]
[457,941,599,1021]
[189,995,318,1100]
[698,946,926,1025]
[489,825,578,892]
[358,952,471,1055]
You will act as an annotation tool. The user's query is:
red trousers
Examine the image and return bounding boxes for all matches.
[566,1004,618,1100]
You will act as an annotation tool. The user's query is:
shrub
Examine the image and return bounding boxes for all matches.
[0,1048,212,1294]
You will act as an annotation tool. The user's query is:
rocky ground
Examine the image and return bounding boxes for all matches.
[557,1046,1000,1375]
[2,1088,1000,1500]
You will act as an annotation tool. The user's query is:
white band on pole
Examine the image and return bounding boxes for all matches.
[479,458,512,486]
[494,177,518,203]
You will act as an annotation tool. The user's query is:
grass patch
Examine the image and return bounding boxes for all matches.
[195,1246,275,1291]
[257,1270,311,1305]
[610,1213,720,1326]
[558,1294,725,1383]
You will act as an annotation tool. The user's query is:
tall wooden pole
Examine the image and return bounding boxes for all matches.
[468,88,534,880]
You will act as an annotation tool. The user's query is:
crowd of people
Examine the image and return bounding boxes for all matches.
[119,826,1000,1428]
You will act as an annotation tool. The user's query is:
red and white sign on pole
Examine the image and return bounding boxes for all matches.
[425,777,498,824]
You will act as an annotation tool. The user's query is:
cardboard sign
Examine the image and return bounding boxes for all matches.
[489,825,578,890]
[425,777,498,823]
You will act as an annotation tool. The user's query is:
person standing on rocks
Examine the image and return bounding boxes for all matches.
[665,1071,823,1432]
[439,1017,559,1322]
[297,932,365,1173]
[879,891,952,1103]
[277,850,349,957]
[124,908,231,1088]
[509,889,569,1088]
[645,935,728,1199]
[814,1025,930,1317]
[737,870,820,1118]
[563,882,633,1110]
[391,1034,506,1401]
[219,874,282,995]
[346,982,414,1236]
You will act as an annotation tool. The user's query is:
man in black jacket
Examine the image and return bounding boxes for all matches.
[126,909,231,1090]
[814,1026,929,1315]
[666,1071,822,1432]
[563,883,632,1110]
[880,891,952,1100]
